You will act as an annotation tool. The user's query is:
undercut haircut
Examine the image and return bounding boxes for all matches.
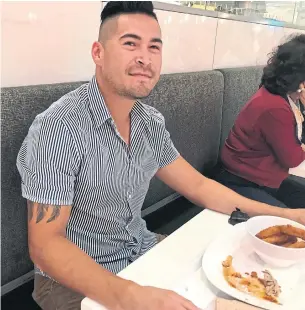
[101,1,158,24]
[98,2,158,42]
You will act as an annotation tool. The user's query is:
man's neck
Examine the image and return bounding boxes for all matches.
[103,94,133,124]
[96,75,135,124]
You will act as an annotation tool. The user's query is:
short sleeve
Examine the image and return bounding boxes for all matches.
[16,116,80,205]
[159,128,180,169]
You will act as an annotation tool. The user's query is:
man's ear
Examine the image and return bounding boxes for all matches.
[91,41,104,66]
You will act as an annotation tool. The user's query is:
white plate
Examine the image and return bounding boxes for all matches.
[202,223,305,310]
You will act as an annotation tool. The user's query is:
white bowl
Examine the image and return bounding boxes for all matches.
[246,216,305,268]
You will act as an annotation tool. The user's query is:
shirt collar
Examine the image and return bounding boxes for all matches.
[88,76,111,127]
[132,100,151,125]
[88,76,151,127]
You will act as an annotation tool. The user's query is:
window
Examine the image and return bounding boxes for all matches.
[177,1,305,27]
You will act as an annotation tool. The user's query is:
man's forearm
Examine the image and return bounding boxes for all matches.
[186,177,290,218]
[30,236,133,309]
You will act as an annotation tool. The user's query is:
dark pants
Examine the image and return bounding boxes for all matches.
[33,274,84,310]
[215,169,305,209]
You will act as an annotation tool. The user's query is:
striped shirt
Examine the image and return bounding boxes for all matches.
[17,76,179,275]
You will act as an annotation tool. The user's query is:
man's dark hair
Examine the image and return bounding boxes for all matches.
[260,34,305,96]
[101,1,158,24]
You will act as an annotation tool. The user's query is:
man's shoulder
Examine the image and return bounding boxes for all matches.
[28,82,92,152]
[37,82,89,122]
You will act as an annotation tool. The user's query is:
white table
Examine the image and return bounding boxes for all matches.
[81,160,305,310]
[289,160,305,178]
[81,209,231,310]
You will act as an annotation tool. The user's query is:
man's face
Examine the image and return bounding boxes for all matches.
[95,13,162,99]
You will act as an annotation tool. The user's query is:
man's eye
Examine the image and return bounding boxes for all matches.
[124,41,136,46]
[150,45,160,50]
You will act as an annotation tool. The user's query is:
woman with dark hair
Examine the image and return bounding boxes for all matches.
[216,34,305,209]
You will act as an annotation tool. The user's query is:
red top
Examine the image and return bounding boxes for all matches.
[221,87,305,188]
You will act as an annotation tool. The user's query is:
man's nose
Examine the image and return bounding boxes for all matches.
[135,48,152,67]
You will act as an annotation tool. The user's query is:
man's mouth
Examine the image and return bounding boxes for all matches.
[129,72,153,79]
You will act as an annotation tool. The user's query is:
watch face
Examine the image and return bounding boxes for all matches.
[228,218,239,226]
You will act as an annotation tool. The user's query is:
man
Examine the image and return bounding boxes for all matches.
[17,2,305,310]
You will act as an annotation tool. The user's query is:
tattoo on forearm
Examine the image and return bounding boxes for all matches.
[47,205,61,223]
[28,202,34,222]
[36,204,49,223]
[27,201,61,223]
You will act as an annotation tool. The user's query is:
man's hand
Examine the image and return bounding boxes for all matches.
[301,144,305,152]
[119,284,199,310]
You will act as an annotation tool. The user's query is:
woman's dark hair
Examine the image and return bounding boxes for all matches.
[101,1,157,24]
[260,34,305,96]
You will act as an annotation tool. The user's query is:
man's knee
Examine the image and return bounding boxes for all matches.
[33,274,84,310]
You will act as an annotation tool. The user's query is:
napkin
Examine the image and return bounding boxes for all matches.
[215,298,262,310]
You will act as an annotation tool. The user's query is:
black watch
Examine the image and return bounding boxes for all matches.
[228,208,250,226]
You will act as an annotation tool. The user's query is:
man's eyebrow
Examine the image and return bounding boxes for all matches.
[151,38,163,44]
[120,33,141,40]
[120,33,163,44]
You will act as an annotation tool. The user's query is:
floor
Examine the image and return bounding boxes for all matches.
[1,197,202,310]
